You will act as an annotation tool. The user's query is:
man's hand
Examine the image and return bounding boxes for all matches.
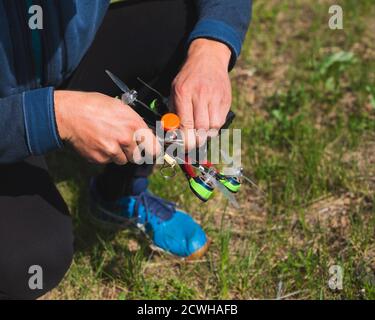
[171,38,232,150]
[54,91,160,165]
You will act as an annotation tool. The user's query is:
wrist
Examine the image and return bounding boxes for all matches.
[54,90,71,141]
[188,38,231,69]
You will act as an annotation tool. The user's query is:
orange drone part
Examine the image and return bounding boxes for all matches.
[161,113,180,131]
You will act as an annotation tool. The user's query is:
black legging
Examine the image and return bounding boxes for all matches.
[0,0,196,299]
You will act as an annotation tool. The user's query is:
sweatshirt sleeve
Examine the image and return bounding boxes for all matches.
[0,87,63,163]
[189,0,252,69]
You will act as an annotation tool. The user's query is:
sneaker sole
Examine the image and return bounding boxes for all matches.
[149,237,211,261]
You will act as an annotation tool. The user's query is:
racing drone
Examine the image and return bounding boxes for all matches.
[106,70,261,208]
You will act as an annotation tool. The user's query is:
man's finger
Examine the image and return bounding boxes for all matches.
[192,95,210,147]
[208,97,228,131]
[112,148,128,165]
[175,98,194,130]
[173,96,196,151]
[121,138,138,163]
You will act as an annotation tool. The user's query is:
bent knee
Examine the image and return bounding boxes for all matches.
[0,231,74,300]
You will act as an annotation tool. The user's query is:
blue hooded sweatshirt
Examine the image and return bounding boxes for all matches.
[0,0,252,163]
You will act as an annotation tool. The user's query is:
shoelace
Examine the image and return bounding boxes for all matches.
[134,191,175,223]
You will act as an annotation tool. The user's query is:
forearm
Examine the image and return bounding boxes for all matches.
[0,88,63,164]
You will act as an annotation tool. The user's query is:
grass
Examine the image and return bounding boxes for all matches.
[46,0,375,299]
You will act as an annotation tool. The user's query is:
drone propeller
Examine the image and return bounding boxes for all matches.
[106,70,163,128]
[220,149,265,195]
[199,166,240,209]
[105,70,131,94]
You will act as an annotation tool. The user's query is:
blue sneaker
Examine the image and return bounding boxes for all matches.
[89,178,209,260]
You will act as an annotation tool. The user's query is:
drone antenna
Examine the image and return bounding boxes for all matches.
[137,77,168,103]
[134,98,162,118]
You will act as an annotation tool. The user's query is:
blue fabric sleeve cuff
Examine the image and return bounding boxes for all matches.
[188,18,243,69]
[22,87,63,155]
